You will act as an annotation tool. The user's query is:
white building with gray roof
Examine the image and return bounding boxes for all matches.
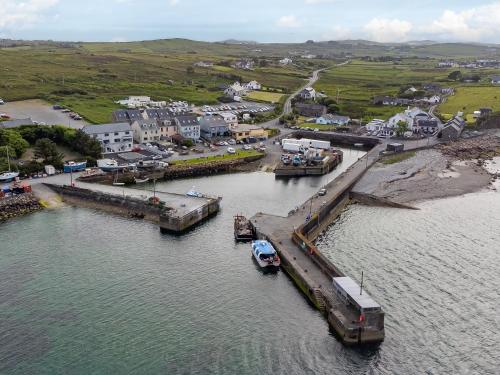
[82,123,134,153]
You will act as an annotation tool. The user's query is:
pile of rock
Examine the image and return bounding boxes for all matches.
[438,135,500,160]
[0,193,43,221]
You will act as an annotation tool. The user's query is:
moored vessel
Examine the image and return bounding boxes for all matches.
[251,240,280,268]
[234,215,254,241]
[63,161,87,173]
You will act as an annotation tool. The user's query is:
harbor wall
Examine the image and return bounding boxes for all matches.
[0,193,42,221]
[44,184,163,222]
[274,151,343,178]
[159,198,220,233]
[292,131,380,148]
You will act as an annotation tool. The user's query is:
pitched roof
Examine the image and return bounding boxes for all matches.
[175,115,199,127]
[199,115,227,129]
[82,122,132,135]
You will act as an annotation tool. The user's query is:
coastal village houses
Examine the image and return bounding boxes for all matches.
[244,81,261,90]
[82,123,134,153]
[199,115,230,138]
[130,119,161,144]
[219,112,239,129]
[175,115,201,140]
[491,76,500,84]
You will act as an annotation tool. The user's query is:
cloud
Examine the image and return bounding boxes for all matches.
[276,15,302,28]
[169,0,180,5]
[0,0,59,29]
[428,2,500,42]
[321,26,352,40]
[364,18,412,43]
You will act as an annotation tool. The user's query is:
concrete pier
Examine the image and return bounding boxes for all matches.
[274,151,343,178]
[250,143,387,345]
[44,183,221,234]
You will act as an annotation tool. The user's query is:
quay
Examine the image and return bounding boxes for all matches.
[274,150,343,177]
[43,183,221,234]
[250,142,387,345]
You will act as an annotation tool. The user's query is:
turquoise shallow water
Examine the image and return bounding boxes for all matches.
[1,147,498,374]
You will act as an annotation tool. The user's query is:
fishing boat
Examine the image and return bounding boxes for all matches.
[234,215,254,241]
[0,146,20,182]
[251,240,280,268]
[63,161,87,173]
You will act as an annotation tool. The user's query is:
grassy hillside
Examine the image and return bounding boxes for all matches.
[439,86,500,119]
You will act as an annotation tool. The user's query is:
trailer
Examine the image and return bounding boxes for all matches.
[282,142,304,153]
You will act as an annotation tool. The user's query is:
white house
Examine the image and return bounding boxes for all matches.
[279,58,293,65]
[244,80,261,90]
[366,119,385,133]
[82,123,134,153]
[174,115,200,140]
[491,76,500,84]
[219,112,239,129]
[404,87,418,95]
[116,96,151,108]
[423,95,441,105]
[224,82,247,99]
[299,87,316,100]
[316,114,350,126]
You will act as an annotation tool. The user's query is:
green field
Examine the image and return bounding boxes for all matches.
[0,42,321,123]
[246,91,284,103]
[438,86,500,119]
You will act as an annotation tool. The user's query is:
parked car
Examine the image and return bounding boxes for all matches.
[228,139,236,145]
[227,147,236,154]
[318,188,327,196]
[0,98,4,105]
[243,145,251,150]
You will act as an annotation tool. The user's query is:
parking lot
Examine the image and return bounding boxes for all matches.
[0,99,89,129]
[198,101,274,116]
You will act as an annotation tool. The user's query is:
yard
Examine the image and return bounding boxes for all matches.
[246,91,285,103]
[170,149,263,166]
[438,86,500,120]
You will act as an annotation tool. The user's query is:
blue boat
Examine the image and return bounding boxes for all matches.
[251,240,280,268]
[63,161,87,173]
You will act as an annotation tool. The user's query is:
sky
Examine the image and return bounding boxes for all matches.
[1,0,500,44]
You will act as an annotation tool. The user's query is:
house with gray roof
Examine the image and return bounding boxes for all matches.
[199,115,229,138]
[440,116,465,141]
[491,76,500,84]
[111,109,144,123]
[174,115,200,140]
[130,119,160,144]
[316,114,351,126]
[82,123,134,153]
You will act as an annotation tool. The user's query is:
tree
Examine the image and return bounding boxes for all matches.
[0,129,29,158]
[34,138,64,167]
[448,71,462,81]
[396,121,409,136]
[327,104,340,114]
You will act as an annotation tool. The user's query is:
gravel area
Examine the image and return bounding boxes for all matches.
[353,149,494,203]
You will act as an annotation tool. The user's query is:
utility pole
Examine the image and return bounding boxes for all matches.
[360,271,364,295]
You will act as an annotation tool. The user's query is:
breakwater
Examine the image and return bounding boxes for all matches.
[0,193,42,221]
[250,144,387,345]
[292,130,380,148]
[275,151,343,177]
[44,183,221,233]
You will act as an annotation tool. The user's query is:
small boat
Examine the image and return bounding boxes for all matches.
[234,215,254,241]
[97,159,125,172]
[113,182,125,186]
[186,186,204,198]
[251,240,281,268]
[0,171,19,182]
[134,177,149,184]
[63,161,87,173]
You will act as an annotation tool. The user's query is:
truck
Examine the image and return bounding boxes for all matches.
[44,165,56,176]
[309,139,331,150]
[282,141,304,153]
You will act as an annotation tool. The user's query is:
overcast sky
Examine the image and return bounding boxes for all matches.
[1,0,500,44]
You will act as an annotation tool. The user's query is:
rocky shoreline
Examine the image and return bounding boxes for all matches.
[353,133,500,204]
[0,193,43,221]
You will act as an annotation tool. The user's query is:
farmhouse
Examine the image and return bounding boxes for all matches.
[174,115,200,140]
[316,114,351,126]
[365,119,385,133]
[244,81,261,90]
[279,58,293,65]
[298,87,316,100]
[294,103,326,117]
[224,82,247,99]
[491,76,500,84]
[82,123,134,153]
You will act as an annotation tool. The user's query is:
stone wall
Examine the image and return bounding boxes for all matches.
[0,193,42,221]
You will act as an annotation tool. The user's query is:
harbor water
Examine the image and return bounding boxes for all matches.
[1,148,498,374]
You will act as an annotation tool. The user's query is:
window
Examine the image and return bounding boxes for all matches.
[114,132,119,135]
[114,139,120,143]
[125,131,130,135]
[104,133,109,136]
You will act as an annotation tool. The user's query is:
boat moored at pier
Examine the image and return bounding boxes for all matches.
[234,215,254,241]
[251,240,280,268]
